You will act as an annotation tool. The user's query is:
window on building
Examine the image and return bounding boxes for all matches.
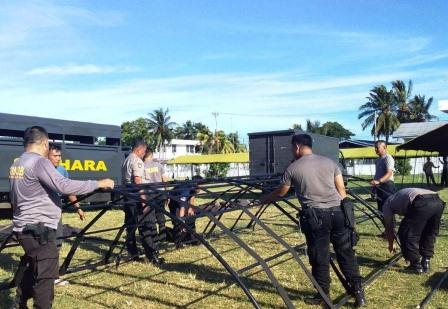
[172,144,177,153]
[187,145,195,153]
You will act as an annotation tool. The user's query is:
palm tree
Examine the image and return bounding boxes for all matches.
[306,119,321,134]
[174,120,197,139]
[197,129,214,154]
[408,95,437,122]
[392,80,413,123]
[214,130,235,154]
[146,108,176,158]
[358,85,400,142]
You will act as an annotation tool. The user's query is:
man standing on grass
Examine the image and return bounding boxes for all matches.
[9,126,114,309]
[423,157,438,187]
[47,143,86,286]
[122,140,164,265]
[260,134,366,307]
[371,140,396,213]
[142,149,169,244]
[383,188,445,274]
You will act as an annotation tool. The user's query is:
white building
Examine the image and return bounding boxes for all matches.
[154,139,200,161]
[439,99,448,113]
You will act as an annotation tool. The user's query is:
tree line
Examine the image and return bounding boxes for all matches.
[121,80,437,154]
[358,80,436,142]
[121,108,247,155]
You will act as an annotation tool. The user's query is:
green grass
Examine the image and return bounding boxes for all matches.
[1,183,447,308]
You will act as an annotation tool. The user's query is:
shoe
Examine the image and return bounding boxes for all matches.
[353,289,367,307]
[304,293,329,306]
[147,255,165,266]
[421,258,430,273]
[405,262,423,274]
[54,278,70,286]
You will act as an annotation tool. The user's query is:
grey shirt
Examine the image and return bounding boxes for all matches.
[383,188,437,218]
[9,152,98,232]
[374,154,395,182]
[280,154,342,209]
[122,153,144,184]
[142,160,165,184]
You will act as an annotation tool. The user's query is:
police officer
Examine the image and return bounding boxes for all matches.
[122,140,163,265]
[383,188,445,273]
[142,149,169,243]
[9,126,114,309]
[371,140,396,212]
[261,134,366,307]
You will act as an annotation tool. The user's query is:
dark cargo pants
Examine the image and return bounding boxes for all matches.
[398,194,445,263]
[13,229,59,309]
[301,207,362,294]
[376,181,396,212]
[123,203,158,258]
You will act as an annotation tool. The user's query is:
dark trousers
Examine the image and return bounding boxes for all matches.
[376,181,396,212]
[302,208,362,293]
[398,195,445,263]
[123,204,158,258]
[13,230,59,309]
[441,169,448,187]
[425,173,437,186]
[154,200,167,242]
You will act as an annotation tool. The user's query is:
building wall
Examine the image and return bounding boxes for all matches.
[345,157,443,177]
[165,163,250,179]
[154,139,199,160]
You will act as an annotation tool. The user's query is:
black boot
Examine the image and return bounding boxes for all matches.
[304,290,330,307]
[421,258,430,273]
[405,261,423,274]
[147,252,165,266]
[353,288,367,307]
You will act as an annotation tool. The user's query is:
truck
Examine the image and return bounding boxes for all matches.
[248,129,340,176]
[0,112,125,218]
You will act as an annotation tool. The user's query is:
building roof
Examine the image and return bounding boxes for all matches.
[392,121,448,139]
[339,139,375,148]
[398,123,448,154]
[0,112,120,139]
[341,145,435,159]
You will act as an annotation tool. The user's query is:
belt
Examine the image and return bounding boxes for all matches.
[309,206,341,212]
[415,194,439,201]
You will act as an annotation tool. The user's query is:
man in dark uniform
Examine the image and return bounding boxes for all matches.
[371,140,396,212]
[440,155,448,187]
[261,134,366,307]
[142,149,169,243]
[9,126,114,309]
[122,140,164,265]
[383,188,445,273]
[168,175,202,247]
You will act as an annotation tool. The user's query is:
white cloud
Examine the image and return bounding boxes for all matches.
[25,64,140,76]
[1,67,447,138]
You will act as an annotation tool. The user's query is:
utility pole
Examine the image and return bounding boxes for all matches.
[212,112,219,153]
[212,112,219,132]
[374,110,377,142]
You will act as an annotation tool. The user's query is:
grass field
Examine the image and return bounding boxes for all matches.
[0,181,447,308]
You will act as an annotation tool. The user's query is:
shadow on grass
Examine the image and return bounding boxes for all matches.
[423,270,448,291]
[70,260,318,308]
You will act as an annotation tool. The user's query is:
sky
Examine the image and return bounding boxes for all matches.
[1,0,447,143]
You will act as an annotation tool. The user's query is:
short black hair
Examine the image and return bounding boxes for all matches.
[291,134,312,148]
[49,143,61,152]
[132,139,147,150]
[143,148,154,159]
[375,140,387,147]
[23,126,48,147]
